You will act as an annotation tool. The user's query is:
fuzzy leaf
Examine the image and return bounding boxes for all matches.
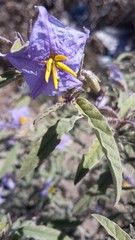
[17,115,81,179]
[17,144,40,180]
[76,97,122,205]
[22,224,71,240]
[119,93,135,118]
[0,143,20,179]
[92,214,133,240]
[72,188,101,216]
[72,194,93,216]
[74,139,104,184]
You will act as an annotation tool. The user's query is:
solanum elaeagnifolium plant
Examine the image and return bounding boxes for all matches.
[0,5,124,239]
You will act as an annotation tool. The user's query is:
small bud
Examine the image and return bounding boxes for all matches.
[80,69,101,93]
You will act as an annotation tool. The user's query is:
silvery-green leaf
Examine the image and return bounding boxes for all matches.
[92,214,132,240]
[119,93,135,118]
[22,224,72,240]
[74,139,104,184]
[76,97,122,205]
[17,143,40,180]
[17,115,81,179]
[72,187,101,216]
[0,143,20,179]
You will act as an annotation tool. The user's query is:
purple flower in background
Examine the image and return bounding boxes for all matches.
[56,135,71,150]
[1,174,16,190]
[40,178,52,197]
[107,64,127,90]
[0,105,30,131]
[3,6,89,98]
[10,105,30,128]
[123,175,135,188]
[0,174,16,205]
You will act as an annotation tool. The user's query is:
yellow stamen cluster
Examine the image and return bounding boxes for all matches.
[19,116,27,125]
[42,55,77,89]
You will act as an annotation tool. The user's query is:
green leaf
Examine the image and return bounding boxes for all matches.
[0,220,7,231]
[0,143,20,179]
[76,97,122,205]
[74,139,104,184]
[37,115,81,160]
[72,188,101,216]
[22,224,72,240]
[119,93,135,118]
[17,143,40,180]
[0,218,9,240]
[72,194,93,216]
[17,115,81,179]
[48,219,81,229]
[92,214,133,240]
[0,70,22,88]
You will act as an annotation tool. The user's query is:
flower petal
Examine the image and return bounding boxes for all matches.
[35,7,90,71]
[58,70,82,92]
[3,6,89,98]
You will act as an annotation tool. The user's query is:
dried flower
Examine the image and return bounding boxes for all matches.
[3,6,89,98]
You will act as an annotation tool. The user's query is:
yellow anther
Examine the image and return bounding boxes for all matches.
[43,54,77,89]
[56,62,77,77]
[45,58,53,83]
[48,187,56,194]
[58,97,65,102]
[122,180,131,188]
[54,55,68,62]
[19,116,27,125]
[52,62,59,89]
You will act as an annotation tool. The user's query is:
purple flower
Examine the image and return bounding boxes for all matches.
[107,64,127,90]
[40,178,52,197]
[3,6,89,98]
[56,135,71,150]
[10,105,30,128]
[0,174,16,205]
[1,174,16,190]
[123,175,135,187]
[0,105,30,131]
